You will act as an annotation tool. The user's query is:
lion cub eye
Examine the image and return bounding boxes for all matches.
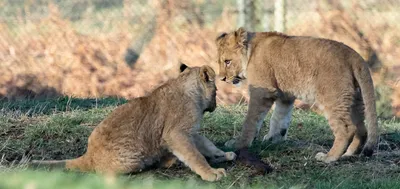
[224,60,231,66]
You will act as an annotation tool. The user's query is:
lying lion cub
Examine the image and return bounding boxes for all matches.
[31,64,236,181]
[216,27,378,163]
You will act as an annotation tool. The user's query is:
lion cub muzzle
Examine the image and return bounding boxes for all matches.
[220,76,244,86]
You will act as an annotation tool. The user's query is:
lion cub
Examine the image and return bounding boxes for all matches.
[31,64,236,181]
[216,28,378,163]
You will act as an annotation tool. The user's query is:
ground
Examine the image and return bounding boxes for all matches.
[0,97,399,189]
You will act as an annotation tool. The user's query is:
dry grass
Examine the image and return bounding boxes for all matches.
[0,1,399,116]
[0,3,246,105]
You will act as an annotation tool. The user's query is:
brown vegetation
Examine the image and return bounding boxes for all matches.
[0,2,398,116]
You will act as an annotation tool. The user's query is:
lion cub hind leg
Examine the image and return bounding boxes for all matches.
[88,149,147,175]
[263,98,295,143]
[93,159,145,175]
[192,134,236,164]
[316,105,356,163]
[343,92,368,157]
[158,153,180,169]
[166,130,226,182]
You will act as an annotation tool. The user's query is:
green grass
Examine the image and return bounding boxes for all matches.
[0,97,400,189]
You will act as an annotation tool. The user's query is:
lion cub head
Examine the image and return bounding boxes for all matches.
[215,27,249,86]
[179,63,217,112]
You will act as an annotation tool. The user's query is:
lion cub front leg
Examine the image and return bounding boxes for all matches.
[233,88,275,149]
[263,98,294,143]
[165,130,226,182]
[192,134,236,164]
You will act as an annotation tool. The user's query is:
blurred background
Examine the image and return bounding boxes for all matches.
[0,0,399,118]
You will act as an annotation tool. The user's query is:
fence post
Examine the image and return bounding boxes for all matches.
[274,0,286,32]
[237,0,245,28]
[237,0,256,31]
[262,0,271,31]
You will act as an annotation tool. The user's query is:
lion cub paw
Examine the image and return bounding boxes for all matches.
[225,152,237,161]
[224,139,236,148]
[262,133,284,143]
[315,152,338,163]
[201,168,226,182]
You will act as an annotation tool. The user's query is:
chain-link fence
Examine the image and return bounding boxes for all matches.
[0,0,399,117]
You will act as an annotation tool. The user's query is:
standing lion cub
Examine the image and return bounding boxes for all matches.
[31,64,236,181]
[216,27,378,163]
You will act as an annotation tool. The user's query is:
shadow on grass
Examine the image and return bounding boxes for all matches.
[0,96,128,116]
[0,96,128,161]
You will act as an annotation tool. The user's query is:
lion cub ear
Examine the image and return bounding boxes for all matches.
[234,27,248,47]
[200,65,216,83]
[215,32,228,46]
[179,63,189,73]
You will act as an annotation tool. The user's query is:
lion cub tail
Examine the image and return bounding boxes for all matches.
[352,58,379,157]
[30,159,67,170]
[30,155,92,172]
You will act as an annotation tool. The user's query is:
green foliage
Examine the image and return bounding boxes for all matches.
[0,171,215,189]
[375,84,395,119]
[0,96,126,116]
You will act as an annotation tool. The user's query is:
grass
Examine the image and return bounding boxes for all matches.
[0,97,400,189]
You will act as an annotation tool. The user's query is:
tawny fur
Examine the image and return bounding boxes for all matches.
[215,28,378,163]
[31,64,236,181]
